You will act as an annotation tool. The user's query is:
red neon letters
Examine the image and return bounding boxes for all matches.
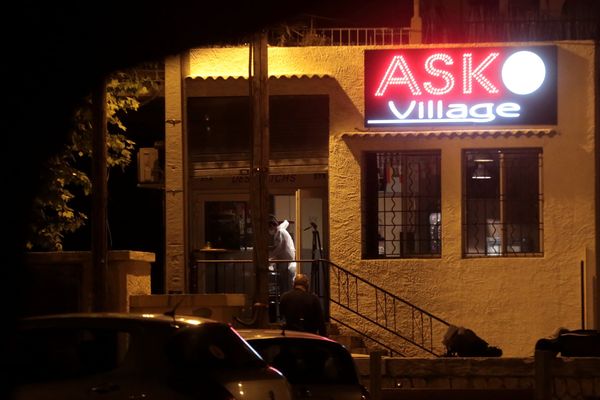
[375,52,501,97]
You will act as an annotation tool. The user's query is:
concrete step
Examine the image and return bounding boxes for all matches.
[329,330,369,355]
[328,322,341,335]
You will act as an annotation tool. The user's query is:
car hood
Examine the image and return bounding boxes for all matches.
[217,367,293,400]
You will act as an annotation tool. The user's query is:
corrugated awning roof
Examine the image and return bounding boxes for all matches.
[191,158,328,178]
[342,129,558,139]
[187,74,332,81]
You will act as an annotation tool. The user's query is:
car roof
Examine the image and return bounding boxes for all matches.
[20,312,220,328]
[236,328,336,342]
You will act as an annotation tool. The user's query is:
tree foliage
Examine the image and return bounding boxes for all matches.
[27,69,159,251]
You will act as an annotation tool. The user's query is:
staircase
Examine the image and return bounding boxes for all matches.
[316,259,452,357]
[193,257,451,356]
[327,322,369,354]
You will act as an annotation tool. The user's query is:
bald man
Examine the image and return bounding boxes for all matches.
[279,274,327,336]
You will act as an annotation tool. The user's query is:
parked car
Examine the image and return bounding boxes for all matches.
[11,313,293,400]
[237,329,370,400]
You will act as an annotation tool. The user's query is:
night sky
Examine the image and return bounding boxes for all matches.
[5,1,396,396]
[287,0,413,27]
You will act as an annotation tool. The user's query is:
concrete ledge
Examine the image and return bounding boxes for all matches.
[354,356,535,390]
[25,250,155,264]
[553,357,600,376]
[353,354,600,397]
[23,250,154,315]
[381,388,533,400]
[130,293,245,307]
[385,357,535,377]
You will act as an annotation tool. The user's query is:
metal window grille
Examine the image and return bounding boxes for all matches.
[463,148,543,257]
[366,151,441,258]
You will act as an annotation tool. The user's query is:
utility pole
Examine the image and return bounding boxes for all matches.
[92,77,109,311]
[249,31,270,327]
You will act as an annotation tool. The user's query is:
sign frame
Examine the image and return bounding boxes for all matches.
[364,45,557,127]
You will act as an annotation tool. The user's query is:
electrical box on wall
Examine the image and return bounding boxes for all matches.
[137,147,159,183]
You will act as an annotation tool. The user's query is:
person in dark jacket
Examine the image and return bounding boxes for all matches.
[279,274,327,336]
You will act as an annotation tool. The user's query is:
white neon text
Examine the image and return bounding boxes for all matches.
[366,100,521,124]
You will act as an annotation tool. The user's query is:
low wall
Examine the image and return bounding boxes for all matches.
[353,354,600,400]
[23,250,154,315]
[354,356,534,390]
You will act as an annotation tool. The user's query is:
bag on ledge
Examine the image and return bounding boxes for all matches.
[442,325,503,357]
[535,328,600,357]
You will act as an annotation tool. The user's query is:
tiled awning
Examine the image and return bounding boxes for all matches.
[342,129,558,139]
[187,74,332,81]
[191,158,328,178]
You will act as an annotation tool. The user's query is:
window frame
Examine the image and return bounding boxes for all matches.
[462,147,543,258]
[363,150,442,259]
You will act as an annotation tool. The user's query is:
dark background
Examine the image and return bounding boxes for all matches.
[3,1,413,395]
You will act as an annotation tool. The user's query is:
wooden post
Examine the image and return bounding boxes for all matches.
[164,55,186,294]
[250,31,270,327]
[92,77,109,311]
[295,189,302,274]
[369,351,382,400]
[581,260,585,329]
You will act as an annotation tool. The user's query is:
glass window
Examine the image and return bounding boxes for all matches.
[167,324,265,371]
[187,95,329,162]
[463,148,543,257]
[364,151,441,258]
[204,201,251,250]
[248,339,358,385]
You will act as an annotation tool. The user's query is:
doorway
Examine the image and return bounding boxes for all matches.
[271,188,329,319]
[190,175,328,297]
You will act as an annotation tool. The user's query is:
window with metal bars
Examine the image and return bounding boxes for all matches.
[463,148,543,257]
[364,151,441,258]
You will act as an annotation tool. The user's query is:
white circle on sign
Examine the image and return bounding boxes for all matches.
[501,51,546,95]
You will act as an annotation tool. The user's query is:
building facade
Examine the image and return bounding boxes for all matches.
[163,39,598,356]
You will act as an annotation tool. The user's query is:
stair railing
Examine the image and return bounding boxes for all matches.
[329,315,406,357]
[191,257,451,356]
[320,259,451,357]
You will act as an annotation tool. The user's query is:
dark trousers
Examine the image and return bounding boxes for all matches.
[268,263,290,323]
[277,263,290,295]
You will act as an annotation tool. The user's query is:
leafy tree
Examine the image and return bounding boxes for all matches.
[27,69,159,251]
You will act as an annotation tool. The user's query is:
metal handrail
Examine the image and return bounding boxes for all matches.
[329,315,405,357]
[322,259,450,357]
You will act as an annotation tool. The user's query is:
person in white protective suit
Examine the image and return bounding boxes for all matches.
[268,216,297,294]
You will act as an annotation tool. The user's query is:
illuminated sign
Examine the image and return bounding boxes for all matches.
[364,46,557,127]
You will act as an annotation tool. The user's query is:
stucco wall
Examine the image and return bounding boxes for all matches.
[325,42,597,356]
[183,42,597,356]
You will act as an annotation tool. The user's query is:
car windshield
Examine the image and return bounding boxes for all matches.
[168,323,266,371]
[247,338,359,385]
